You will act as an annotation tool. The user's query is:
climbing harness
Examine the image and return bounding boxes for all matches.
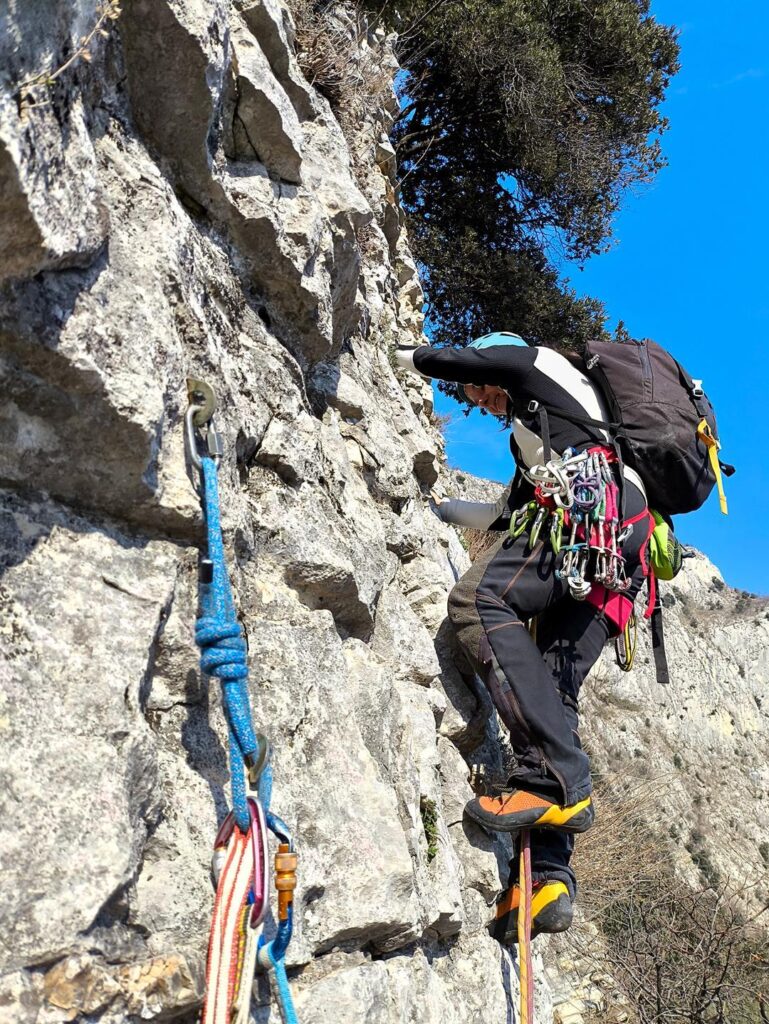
[511,446,632,601]
[185,380,299,1024]
[517,830,534,1024]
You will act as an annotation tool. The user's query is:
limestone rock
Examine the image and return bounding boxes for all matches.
[286,936,533,1024]
[0,492,180,971]
[3,2,764,1023]
[0,4,109,282]
[225,15,304,182]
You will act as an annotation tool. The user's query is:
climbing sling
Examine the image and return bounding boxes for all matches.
[185,381,299,1024]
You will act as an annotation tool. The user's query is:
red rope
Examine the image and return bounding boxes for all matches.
[517,829,534,1023]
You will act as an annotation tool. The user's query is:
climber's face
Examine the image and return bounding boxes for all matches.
[464,384,509,418]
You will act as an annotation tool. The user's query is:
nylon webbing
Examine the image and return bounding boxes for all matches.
[650,584,670,685]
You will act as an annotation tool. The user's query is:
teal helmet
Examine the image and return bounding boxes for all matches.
[462,332,529,405]
[469,331,529,350]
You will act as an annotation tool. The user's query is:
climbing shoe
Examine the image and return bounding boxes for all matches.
[464,788,594,834]
[490,880,573,944]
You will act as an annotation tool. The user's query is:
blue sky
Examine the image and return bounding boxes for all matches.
[434,0,768,594]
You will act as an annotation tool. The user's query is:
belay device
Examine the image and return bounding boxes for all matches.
[185,380,299,1024]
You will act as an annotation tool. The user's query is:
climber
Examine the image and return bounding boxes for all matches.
[396,332,653,942]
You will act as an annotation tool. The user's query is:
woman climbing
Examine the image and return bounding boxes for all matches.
[396,332,653,942]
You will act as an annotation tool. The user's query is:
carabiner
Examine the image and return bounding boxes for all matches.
[247,797,271,928]
[245,734,271,788]
[185,378,224,472]
[529,506,548,549]
[510,502,536,540]
[550,508,564,554]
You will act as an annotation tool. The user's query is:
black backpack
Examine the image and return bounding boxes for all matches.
[580,338,733,517]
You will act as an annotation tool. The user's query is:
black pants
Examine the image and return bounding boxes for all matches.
[448,484,648,896]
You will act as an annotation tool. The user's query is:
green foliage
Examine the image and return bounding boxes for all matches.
[362,0,680,353]
[685,827,721,887]
[420,798,439,862]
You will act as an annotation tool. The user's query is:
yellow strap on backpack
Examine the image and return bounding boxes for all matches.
[697,418,728,515]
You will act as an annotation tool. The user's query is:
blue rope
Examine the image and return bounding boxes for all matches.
[267,940,298,1024]
[194,456,298,1021]
[258,765,297,1021]
[258,762,274,810]
[195,457,258,832]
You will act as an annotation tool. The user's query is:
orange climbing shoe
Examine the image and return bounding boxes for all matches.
[490,880,573,944]
[464,787,594,834]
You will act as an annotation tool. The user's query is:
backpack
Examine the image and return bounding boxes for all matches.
[567,338,731,686]
[581,338,733,517]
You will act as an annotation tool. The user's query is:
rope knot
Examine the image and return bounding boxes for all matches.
[195,617,248,681]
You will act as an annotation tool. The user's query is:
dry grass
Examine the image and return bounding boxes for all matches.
[464,527,501,563]
[565,775,769,1024]
[286,0,393,133]
[570,773,670,920]
[17,0,122,114]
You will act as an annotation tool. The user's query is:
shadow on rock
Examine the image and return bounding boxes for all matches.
[433,616,491,753]
[181,668,230,828]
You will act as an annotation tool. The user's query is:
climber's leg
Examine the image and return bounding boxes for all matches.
[489,877,574,944]
[449,532,590,810]
[525,601,613,895]
[524,548,648,892]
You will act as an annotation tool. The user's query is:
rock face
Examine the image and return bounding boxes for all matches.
[0,3,547,1021]
[1,4,766,1024]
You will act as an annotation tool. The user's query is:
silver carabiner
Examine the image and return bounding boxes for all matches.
[185,379,223,472]
[245,733,271,788]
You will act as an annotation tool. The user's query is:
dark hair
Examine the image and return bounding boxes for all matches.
[502,394,513,429]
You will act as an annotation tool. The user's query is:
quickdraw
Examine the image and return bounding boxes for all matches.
[511,447,633,602]
[185,380,299,1024]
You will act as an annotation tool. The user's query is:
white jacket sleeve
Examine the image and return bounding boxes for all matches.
[436,498,501,529]
[436,481,513,530]
[395,346,430,378]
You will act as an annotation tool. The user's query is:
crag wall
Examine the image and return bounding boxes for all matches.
[1,3,767,1022]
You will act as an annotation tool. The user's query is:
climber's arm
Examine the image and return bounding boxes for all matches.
[433,476,521,532]
[435,498,507,530]
[396,343,537,390]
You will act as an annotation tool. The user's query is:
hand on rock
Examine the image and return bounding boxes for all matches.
[394,345,430,379]
[429,488,451,521]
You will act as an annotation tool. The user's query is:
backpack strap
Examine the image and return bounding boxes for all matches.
[649,580,670,685]
[674,360,711,421]
[537,407,552,464]
[533,403,622,437]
